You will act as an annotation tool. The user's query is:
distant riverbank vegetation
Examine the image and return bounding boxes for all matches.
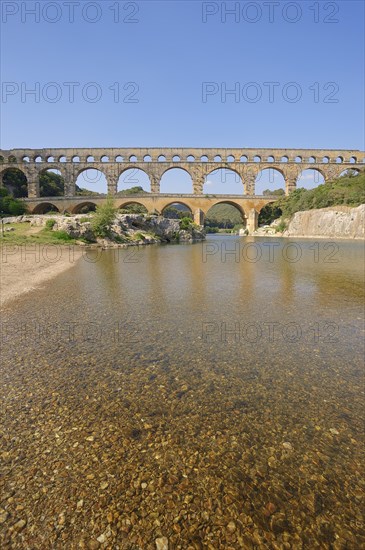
[258,169,365,227]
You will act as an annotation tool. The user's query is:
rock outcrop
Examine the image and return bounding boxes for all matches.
[26,213,206,245]
[283,204,365,239]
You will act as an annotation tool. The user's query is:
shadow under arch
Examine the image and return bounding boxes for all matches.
[72,202,97,214]
[205,200,247,229]
[38,167,65,197]
[162,201,193,219]
[1,167,28,198]
[32,202,60,214]
[118,201,148,213]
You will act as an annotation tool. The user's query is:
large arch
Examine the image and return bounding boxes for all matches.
[75,168,107,195]
[72,202,97,214]
[205,201,246,231]
[254,168,286,196]
[162,201,193,219]
[203,168,244,195]
[1,167,28,198]
[39,168,65,197]
[159,167,193,194]
[118,167,151,194]
[32,202,60,214]
[118,201,148,214]
[297,168,325,190]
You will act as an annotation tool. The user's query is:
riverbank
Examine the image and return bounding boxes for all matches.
[0,213,205,306]
[252,204,365,239]
[0,246,83,308]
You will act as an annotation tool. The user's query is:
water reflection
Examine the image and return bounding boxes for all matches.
[0,236,364,548]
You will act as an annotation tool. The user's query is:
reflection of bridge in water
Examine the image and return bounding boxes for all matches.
[1,147,363,231]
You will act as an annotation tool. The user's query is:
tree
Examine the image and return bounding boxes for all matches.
[40,171,64,197]
[2,168,28,198]
[0,187,27,216]
[91,196,117,237]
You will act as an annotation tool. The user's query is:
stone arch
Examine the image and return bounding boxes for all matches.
[160,167,193,194]
[257,200,281,226]
[254,167,286,196]
[59,156,67,163]
[203,167,244,195]
[75,168,107,194]
[205,201,247,230]
[101,155,109,163]
[162,201,193,219]
[32,202,60,214]
[118,167,151,193]
[297,168,325,189]
[339,168,360,177]
[118,200,148,213]
[72,202,97,214]
[1,167,28,198]
[38,168,65,197]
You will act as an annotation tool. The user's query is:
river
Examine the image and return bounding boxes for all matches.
[1,236,364,548]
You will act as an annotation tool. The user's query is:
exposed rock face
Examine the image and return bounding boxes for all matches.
[283,204,365,239]
[25,213,206,245]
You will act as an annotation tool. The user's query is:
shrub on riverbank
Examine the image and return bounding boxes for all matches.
[91,196,117,237]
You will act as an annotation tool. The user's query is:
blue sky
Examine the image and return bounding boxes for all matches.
[0,0,364,193]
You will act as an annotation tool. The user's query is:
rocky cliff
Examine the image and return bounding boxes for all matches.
[283,204,365,239]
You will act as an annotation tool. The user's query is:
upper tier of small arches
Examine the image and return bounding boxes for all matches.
[0,152,363,165]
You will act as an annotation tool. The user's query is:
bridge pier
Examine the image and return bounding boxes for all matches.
[247,208,259,234]
[194,208,205,226]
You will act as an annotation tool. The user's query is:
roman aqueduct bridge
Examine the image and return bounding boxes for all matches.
[1,147,363,231]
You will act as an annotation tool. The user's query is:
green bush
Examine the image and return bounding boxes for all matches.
[0,189,28,216]
[91,196,117,237]
[45,219,56,230]
[276,170,365,218]
[180,217,193,230]
[52,230,73,241]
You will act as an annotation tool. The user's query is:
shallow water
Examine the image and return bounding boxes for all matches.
[1,236,364,548]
